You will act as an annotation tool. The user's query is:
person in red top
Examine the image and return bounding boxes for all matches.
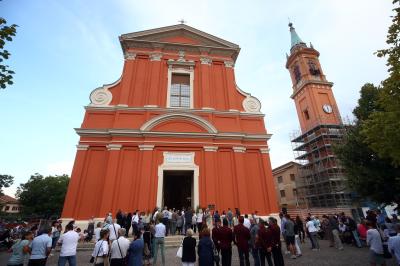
[268,217,284,266]
[357,218,368,246]
[216,218,234,266]
[258,220,273,266]
[234,216,251,266]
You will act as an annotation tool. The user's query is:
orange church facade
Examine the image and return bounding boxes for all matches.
[61,24,279,220]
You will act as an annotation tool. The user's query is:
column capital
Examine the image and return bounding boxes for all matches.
[224,61,235,68]
[107,144,122,151]
[260,148,270,154]
[150,52,162,61]
[200,57,212,65]
[139,144,155,151]
[76,144,89,151]
[233,146,246,153]
[203,146,218,152]
[124,51,136,60]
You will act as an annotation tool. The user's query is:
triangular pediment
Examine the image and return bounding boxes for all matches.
[120,24,239,49]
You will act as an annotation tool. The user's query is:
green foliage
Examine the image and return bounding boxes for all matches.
[0,17,18,89]
[335,84,400,207]
[0,174,14,195]
[362,0,400,165]
[17,173,70,218]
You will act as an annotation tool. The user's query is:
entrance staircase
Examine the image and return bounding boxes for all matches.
[75,234,199,251]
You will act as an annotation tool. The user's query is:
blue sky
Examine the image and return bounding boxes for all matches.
[1,0,394,196]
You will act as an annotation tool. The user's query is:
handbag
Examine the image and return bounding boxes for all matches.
[212,241,220,263]
[176,238,184,258]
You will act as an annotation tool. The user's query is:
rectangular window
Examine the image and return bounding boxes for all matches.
[293,188,297,195]
[280,190,286,197]
[277,176,283,183]
[290,174,295,181]
[170,74,190,108]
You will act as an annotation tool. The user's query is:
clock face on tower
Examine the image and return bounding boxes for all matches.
[322,104,333,114]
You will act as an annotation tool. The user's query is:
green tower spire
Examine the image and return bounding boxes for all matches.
[289,23,306,48]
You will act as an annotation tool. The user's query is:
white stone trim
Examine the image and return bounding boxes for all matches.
[166,67,194,109]
[89,77,121,107]
[138,144,154,151]
[76,144,89,151]
[203,146,218,152]
[150,53,162,61]
[200,57,212,65]
[140,112,218,134]
[157,152,199,209]
[124,51,136,60]
[242,96,261,113]
[116,104,128,107]
[107,144,122,151]
[233,146,246,153]
[260,148,270,154]
[224,61,235,68]
[143,105,158,108]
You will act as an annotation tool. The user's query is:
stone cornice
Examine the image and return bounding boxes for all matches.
[84,105,265,118]
[76,144,89,150]
[138,144,154,151]
[107,144,122,151]
[290,80,334,99]
[233,146,246,153]
[203,146,218,152]
[75,128,272,141]
[260,148,270,154]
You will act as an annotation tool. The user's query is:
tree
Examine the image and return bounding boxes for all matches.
[0,17,17,89]
[361,0,400,165]
[17,173,70,218]
[335,84,400,207]
[0,174,13,195]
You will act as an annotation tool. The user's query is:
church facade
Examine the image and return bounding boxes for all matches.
[61,24,279,220]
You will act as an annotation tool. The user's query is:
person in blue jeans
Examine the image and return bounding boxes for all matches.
[57,223,79,266]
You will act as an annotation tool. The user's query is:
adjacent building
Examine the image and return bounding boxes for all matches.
[286,23,352,208]
[61,24,279,221]
[0,195,20,214]
[272,161,301,208]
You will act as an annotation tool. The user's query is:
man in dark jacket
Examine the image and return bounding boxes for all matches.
[268,217,284,266]
[216,218,234,266]
[233,216,251,266]
[184,207,193,234]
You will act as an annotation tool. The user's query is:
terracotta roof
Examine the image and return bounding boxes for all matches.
[0,194,19,204]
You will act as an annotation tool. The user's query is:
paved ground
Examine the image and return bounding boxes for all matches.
[1,239,398,265]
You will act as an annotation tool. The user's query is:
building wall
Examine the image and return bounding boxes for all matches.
[272,163,300,208]
[1,203,20,213]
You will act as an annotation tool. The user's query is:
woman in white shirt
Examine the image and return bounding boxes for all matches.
[94,222,102,242]
[306,217,320,250]
[196,209,204,234]
[91,229,110,265]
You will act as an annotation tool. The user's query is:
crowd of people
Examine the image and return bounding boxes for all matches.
[3,207,400,266]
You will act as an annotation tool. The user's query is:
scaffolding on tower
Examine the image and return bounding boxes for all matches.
[290,114,353,209]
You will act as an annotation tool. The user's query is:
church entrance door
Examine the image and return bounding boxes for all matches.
[163,170,193,210]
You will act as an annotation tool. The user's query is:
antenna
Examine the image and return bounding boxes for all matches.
[178,19,187,24]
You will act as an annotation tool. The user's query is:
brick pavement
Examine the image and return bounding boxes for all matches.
[0,239,398,265]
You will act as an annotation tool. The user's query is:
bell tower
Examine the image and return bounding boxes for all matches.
[286,23,352,208]
[286,23,341,133]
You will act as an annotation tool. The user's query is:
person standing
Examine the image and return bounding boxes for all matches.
[153,219,166,266]
[216,218,233,266]
[51,221,61,255]
[268,217,284,266]
[366,221,385,266]
[171,210,178,236]
[87,217,95,242]
[243,215,251,230]
[306,217,319,250]
[131,211,140,236]
[198,228,214,266]
[197,209,204,234]
[227,209,233,228]
[108,221,121,242]
[284,214,297,259]
[258,220,273,266]
[177,211,184,235]
[7,231,33,266]
[127,230,144,266]
[110,228,130,266]
[182,229,196,266]
[388,224,400,265]
[184,207,193,235]
[125,213,132,237]
[233,216,251,266]
[28,225,52,266]
[91,229,110,266]
[249,219,260,266]
[94,222,102,242]
[212,220,221,266]
[295,216,305,243]
[329,215,344,250]
[143,225,153,265]
[57,223,79,266]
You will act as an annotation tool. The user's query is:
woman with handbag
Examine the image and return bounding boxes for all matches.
[198,228,215,266]
[181,229,196,266]
[90,229,110,266]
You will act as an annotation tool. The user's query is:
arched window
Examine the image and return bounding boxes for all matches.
[293,65,301,84]
[308,60,320,75]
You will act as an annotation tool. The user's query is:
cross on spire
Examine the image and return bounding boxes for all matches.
[178,19,187,24]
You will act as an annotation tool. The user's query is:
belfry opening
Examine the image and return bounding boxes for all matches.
[163,170,193,210]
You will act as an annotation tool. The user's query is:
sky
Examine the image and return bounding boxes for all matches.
[1,0,394,196]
